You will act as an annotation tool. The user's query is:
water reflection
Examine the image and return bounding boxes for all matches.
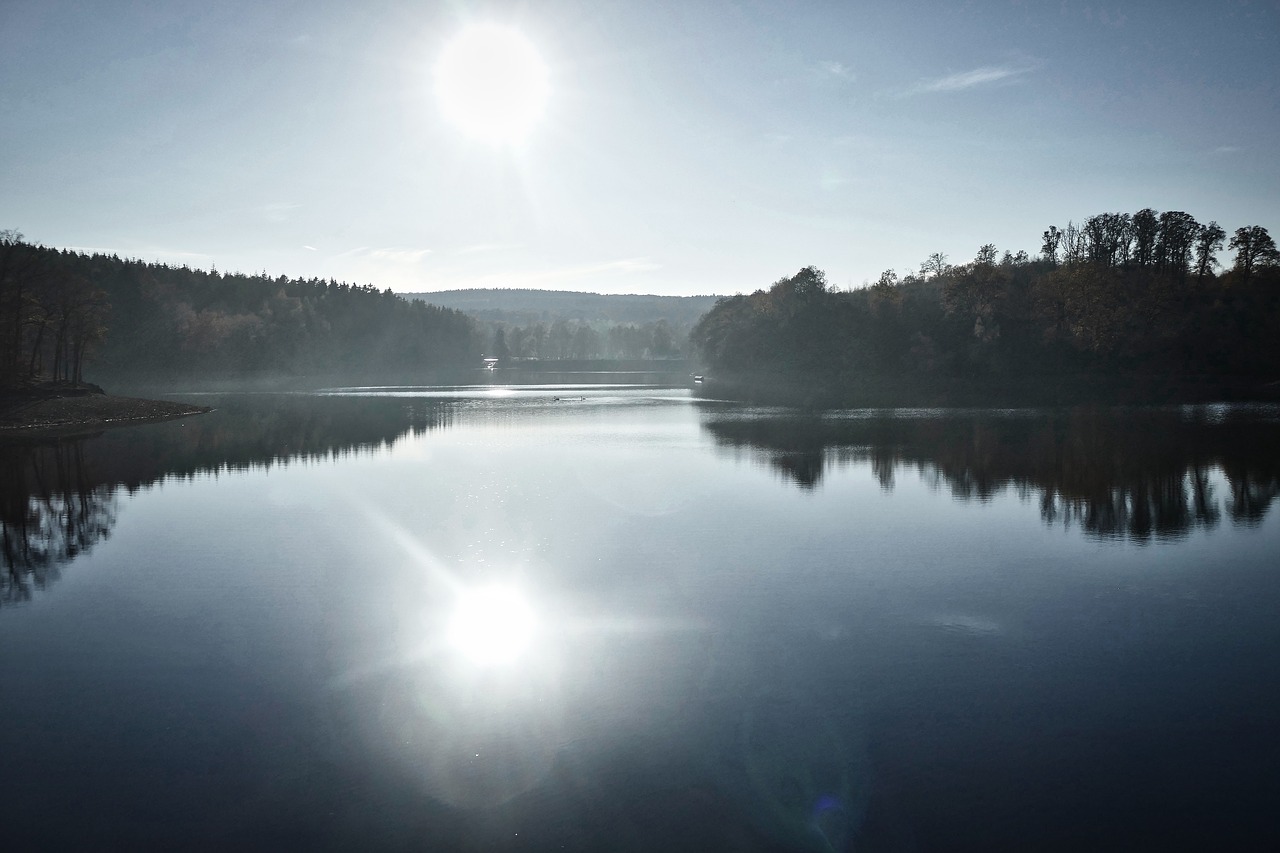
[0,394,456,605]
[366,636,565,813]
[1,387,692,606]
[448,584,539,666]
[702,405,1280,540]
[1,439,117,604]
[363,626,872,849]
[344,505,872,849]
[8,391,1275,847]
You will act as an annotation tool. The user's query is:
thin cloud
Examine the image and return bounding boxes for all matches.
[819,60,854,80]
[261,202,301,222]
[369,248,432,264]
[1212,145,1241,155]
[901,64,1033,96]
[302,245,317,251]
[331,246,432,264]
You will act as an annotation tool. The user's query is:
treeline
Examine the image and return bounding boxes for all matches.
[692,211,1280,401]
[1,231,108,385]
[483,317,683,361]
[403,288,718,328]
[0,233,479,387]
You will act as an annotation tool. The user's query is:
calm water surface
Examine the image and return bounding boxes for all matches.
[2,386,1279,851]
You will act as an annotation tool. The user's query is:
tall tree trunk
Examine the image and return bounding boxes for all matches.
[27,320,46,380]
[72,336,84,384]
[6,280,25,380]
[50,327,64,382]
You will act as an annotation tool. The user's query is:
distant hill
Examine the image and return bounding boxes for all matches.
[403,288,721,328]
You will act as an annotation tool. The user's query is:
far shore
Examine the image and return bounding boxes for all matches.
[692,372,1280,409]
[0,383,212,438]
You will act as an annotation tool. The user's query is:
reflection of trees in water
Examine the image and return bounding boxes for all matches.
[1,440,117,604]
[1,396,457,604]
[89,395,455,486]
[1035,467,1224,540]
[702,407,1280,540]
[1223,462,1280,526]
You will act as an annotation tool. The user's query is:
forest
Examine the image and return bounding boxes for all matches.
[0,234,703,389]
[407,289,717,361]
[481,316,684,362]
[5,208,1278,396]
[402,288,716,327]
[0,232,478,387]
[691,211,1280,403]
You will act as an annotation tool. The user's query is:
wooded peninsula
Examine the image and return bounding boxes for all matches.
[692,210,1279,405]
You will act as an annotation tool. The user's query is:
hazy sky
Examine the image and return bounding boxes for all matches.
[2,0,1277,295]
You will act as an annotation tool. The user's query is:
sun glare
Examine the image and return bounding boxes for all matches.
[434,24,550,145]
[448,584,538,665]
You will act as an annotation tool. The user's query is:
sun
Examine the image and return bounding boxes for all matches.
[433,24,550,145]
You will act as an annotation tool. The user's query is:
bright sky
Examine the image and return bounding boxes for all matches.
[2,0,1276,295]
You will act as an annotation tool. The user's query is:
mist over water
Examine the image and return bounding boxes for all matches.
[2,387,1278,850]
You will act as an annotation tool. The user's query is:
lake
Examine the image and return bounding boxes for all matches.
[3,385,1279,851]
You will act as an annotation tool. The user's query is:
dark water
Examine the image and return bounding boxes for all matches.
[2,388,1278,851]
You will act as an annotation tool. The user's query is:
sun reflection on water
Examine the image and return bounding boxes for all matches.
[349,509,870,837]
[447,584,538,666]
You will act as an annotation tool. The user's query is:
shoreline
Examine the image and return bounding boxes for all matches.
[691,372,1280,409]
[0,386,212,438]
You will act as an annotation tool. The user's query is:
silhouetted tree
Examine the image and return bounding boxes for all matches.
[918,252,950,279]
[1041,227,1062,266]
[1083,212,1132,267]
[944,247,1011,344]
[1131,208,1160,268]
[1229,226,1279,284]
[1,231,49,385]
[1194,222,1227,284]
[1156,211,1200,282]
[869,269,902,317]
